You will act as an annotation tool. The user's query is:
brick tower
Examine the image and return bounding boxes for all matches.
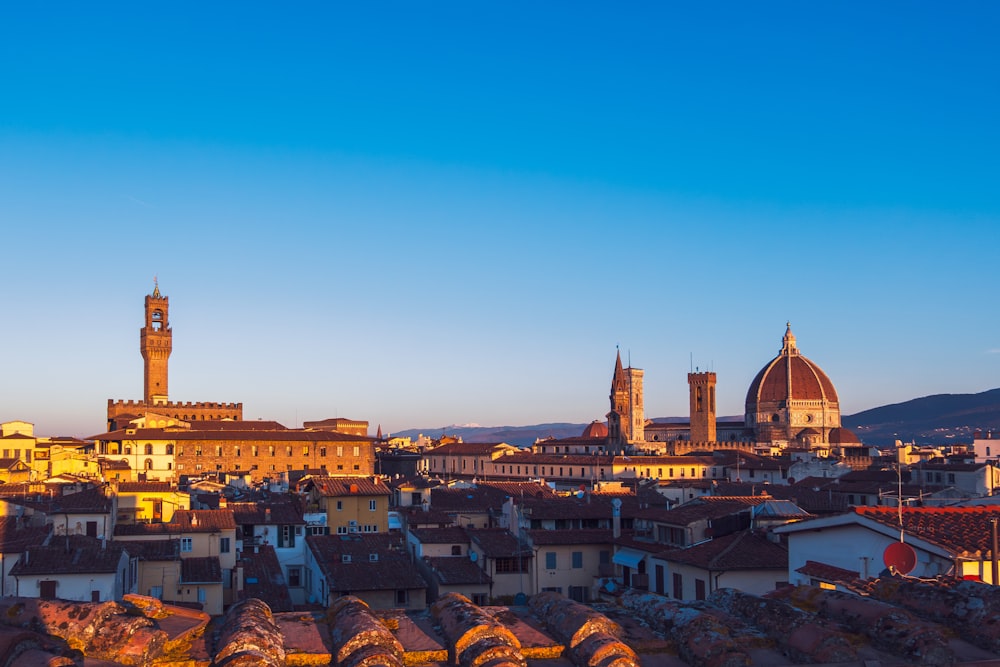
[688,371,717,443]
[140,280,172,406]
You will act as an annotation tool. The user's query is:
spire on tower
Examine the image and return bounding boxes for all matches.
[612,348,627,392]
[152,276,161,299]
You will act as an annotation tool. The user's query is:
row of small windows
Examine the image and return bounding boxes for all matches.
[132,444,363,457]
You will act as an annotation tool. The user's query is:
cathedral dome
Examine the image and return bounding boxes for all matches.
[745,324,838,407]
[582,420,609,438]
[745,323,841,445]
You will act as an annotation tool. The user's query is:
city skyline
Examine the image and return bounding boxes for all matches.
[2,4,998,437]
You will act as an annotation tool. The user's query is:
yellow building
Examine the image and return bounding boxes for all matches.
[115,481,190,524]
[300,477,390,535]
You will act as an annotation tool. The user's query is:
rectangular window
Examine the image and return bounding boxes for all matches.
[220,537,231,553]
[336,500,343,511]
[336,526,347,535]
[695,578,706,600]
[572,551,583,569]
[396,589,408,605]
[337,446,343,457]
[369,499,377,511]
[253,446,259,457]
[181,537,193,552]
[545,552,557,570]
[303,446,309,456]
[320,447,326,457]
[287,567,302,587]
[353,446,360,457]
[279,525,295,548]
[672,573,682,599]
[235,446,241,457]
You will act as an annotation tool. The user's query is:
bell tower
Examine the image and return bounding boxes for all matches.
[688,371,717,443]
[140,280,172,406]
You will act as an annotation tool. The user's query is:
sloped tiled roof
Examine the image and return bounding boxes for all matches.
[181,556,222,583]
[796,559,861,584]
[169,509,237,532]
[11,536,127,575]
[306,533,427,592]
[0,517,51,553]
[467,529,531,558]
[855,506,1000,556]
[230,500,305,526]
[238,545,294,612]
[304,477,390,498]
[409,527,469,544]
[424,556,491,586]
[117,481,176,493]
[658,530,788,570]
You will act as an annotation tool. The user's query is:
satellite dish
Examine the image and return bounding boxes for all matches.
[469,551,478,562]
[883,542,917,575]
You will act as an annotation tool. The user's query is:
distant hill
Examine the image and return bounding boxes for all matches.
[842,388,1000,446]
[393,389,1000,448]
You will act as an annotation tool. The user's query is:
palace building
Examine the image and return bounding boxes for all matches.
[107,282,242,431]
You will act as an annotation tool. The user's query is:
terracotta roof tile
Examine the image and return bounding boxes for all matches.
[11,536,126,575]
[0,517,51,552]
[238,545,294,612]
[424,556,492,586]
[796,559,861,584]
[230,501,305,526]
[303,477,390,498]
[408,527,469,544]
[169,509,237,532]
[658,530,788,570]
[181,556,221,583]
[855,506,1000,555]
[116,481,176,493]
[306,533,427,592]
[467,529,532,558]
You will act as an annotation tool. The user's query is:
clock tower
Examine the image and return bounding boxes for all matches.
[140,280,172,406]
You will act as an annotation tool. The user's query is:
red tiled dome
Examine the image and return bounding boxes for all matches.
[581,420,608,438]
[828,427,861,444]
[745,324,838,408]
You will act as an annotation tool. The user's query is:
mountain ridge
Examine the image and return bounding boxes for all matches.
[393,388,1000,448]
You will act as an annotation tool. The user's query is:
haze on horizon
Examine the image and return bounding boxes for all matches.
[1,3,998,439]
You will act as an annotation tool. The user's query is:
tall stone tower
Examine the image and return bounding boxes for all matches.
[608,350,644,451]
[688,371,717,443]
[140,281,172,406]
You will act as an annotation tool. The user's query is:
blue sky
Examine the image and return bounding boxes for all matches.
[2,3,998,438]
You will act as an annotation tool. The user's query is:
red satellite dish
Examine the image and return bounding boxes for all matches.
[883,542,917,574]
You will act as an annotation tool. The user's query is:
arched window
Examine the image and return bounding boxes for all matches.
[165,444,174,455]
[125,446,132,455]
[145,459,153,470]
[144,444,154,455]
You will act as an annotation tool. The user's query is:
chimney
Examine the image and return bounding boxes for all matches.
[219,496,228,509]
[191,514,199,527]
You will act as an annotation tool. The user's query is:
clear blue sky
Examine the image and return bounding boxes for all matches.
[2,3,998,438]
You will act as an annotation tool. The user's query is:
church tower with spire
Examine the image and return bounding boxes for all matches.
[140,280,171,406]
[608,350,644,452]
